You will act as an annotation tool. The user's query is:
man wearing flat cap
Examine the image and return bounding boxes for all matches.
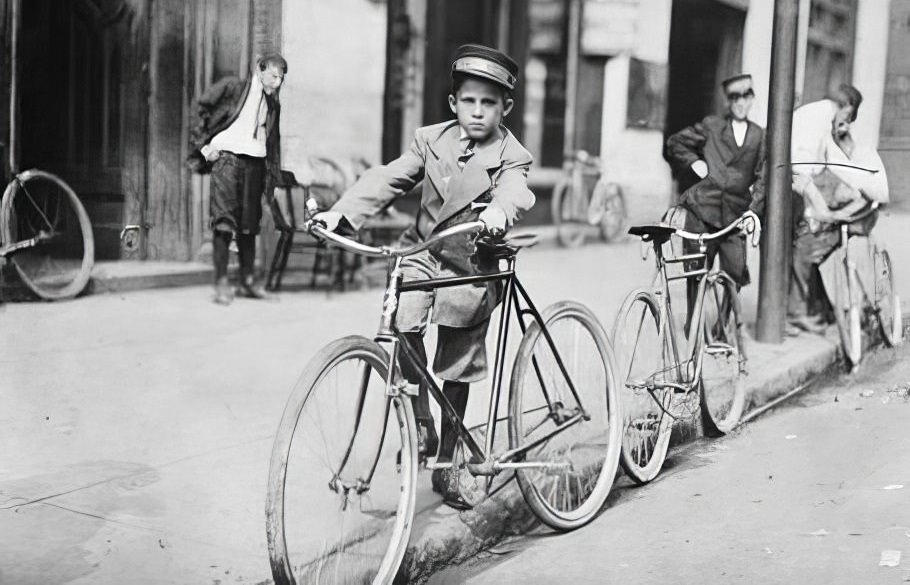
[666,73,766,324]
[315,44,534,508]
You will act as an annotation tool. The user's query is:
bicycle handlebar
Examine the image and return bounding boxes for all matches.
[832,201,880,226]
[674,212,761,247]
[306,220,486,258]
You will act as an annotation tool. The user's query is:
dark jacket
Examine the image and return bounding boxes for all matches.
[666,115,767,228]
[186,76,282,191]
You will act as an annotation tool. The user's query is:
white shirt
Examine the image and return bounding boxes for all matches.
[209,73,268,158]
[731,119,748,147]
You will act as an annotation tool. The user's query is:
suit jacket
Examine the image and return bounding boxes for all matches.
[186,76,282,193]
[333,120,535,327]
[667,115,766,228]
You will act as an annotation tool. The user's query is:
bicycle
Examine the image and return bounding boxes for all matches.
[266,218,622,584]
[0,168,94,300]
[551,150,627,248]
[611,213,757,484]
[823,201,902,369]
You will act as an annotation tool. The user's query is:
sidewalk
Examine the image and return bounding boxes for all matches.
[0,211,907,584]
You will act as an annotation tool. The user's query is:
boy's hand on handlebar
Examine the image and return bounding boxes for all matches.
[740,210,762,247]
[311,211,345,232]
[479,206,507,236]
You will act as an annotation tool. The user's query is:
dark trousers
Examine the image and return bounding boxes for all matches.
[683,212,749,330]
[788,222,840,320]
[210,152,265,283]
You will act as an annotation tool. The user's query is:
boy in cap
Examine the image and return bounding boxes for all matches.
[315,44,534,508]
[666,73,766,326]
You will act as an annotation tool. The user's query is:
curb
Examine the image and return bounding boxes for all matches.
[399,318,910,584]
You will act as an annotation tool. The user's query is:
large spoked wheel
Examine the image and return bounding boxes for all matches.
[508,301,622,530]
[832,256,862,367]
[589,181,627,243]
[266,336,417,585]
[873,247,902,347]
[611,289,674,484]
[0,169,94,300]
[551,179,588,248]
[699,273,746,435]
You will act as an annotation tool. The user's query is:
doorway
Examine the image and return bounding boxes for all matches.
[17,0,149,260]
[664,0,745,192]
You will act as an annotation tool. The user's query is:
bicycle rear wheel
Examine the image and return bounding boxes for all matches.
[266,336,417,585]
[0,170,94,300]
[509,301,621,530]
[873,247,902,347]
[551,179,588,248]
[590,181,626,243]
[611,289,674,484]
[699,273,746,435]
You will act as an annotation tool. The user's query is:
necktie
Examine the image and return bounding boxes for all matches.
[458,139,475,169]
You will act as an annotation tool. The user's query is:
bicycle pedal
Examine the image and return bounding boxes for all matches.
[425,461,454,471]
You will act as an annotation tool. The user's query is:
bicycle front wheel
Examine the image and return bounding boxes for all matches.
[0,170,94,300]
[551,179,588,248]
[873,247,902,347]
[832,255,863,367]
[266,336,417,585]
[509,301,622,531]
[699,273,746,435]
[611,289,674,484]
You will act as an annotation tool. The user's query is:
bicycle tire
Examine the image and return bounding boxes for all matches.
[611,289,674,484]
[832,256,862,367]
[551,179,587,248]
[591,181,627,243]
[873,247,902,347]
[0,169,94,300]
[509,300,622,530]
[699,273,746,435]
[266,336,417,585]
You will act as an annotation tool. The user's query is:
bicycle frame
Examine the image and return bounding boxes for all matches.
[642,237,725,406]
[333,249,590,492]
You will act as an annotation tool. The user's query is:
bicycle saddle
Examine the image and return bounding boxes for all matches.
[628,224,677,244]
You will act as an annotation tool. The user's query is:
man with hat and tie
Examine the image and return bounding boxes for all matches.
[666,73,767,327]
[315,44,534,508]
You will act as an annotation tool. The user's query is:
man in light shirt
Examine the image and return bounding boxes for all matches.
[188,54,287,305]
[665,73,766,326]
[787,84,888,335]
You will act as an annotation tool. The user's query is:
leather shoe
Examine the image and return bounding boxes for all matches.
[788,315,827,335]
[237,278,275,300]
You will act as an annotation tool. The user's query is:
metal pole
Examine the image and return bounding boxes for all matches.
[756,0,799,343]
[9,0,20,174]
[563,0,581,157]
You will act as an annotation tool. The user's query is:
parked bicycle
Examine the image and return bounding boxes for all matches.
[551,150,626,247]
[825,201,902,369]
[266,217,622,584]
[611,212,757,484]
[0,169,94,300]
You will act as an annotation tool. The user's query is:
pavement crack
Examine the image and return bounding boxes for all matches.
[39,501,159,532]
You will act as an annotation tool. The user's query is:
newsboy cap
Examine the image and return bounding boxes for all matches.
[721,73,752,90]
[452,44,519,90]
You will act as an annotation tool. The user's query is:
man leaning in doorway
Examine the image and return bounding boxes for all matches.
[665,73,766,327]
[188,53,287,305]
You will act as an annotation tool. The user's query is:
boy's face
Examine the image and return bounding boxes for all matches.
[448,77,514,142]
[259,64,284,95]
